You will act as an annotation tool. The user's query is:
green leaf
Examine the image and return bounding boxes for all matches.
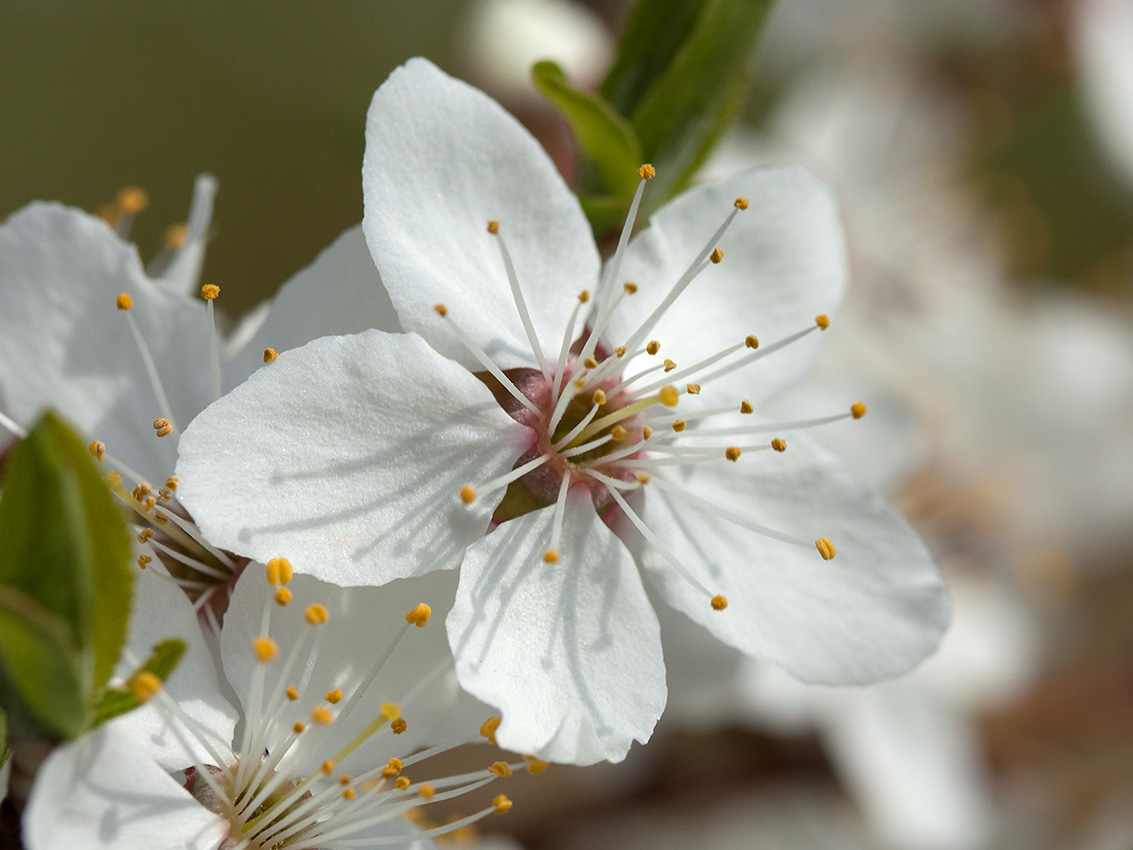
[578,193,634,234]
[0,411,133,729]
[0,586,86,737]
[92,638,186,726]
[532,61,642,197]
[602,0,774,204]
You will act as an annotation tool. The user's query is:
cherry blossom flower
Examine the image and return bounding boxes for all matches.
[176,58,949,765]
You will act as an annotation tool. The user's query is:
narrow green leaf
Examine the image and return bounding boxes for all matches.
[532,61,642,197]
[0,412,133,703]
[0,586,86,737]
[92,638,187,726]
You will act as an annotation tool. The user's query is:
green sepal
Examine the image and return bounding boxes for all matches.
[92,638,187,726]
[532,60,643,197]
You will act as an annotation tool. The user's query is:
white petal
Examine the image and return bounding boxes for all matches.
[447,490,666,764]
[604,166,846,402]
[177,330,529,585]
[219,567,486,776]
[637,434,949,684]
[0,203,213,484]
[155,174,217,297]
[111,567,238,771]
[23,724,228,850]
[225,226,402,387]
[362,57,598,370]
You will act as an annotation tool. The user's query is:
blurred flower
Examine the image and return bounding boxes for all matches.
[23,562,524,850]
[176,58,948,766]
[1074,0,1133,192]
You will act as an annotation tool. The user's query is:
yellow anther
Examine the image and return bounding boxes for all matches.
[646,340,660,356]
[253,636,279,662]
[200,284,220,300]
[641,425,653,440]
[382,758,403,778]
[153,418,173,438]
[325,688,343,704]
[311,705,334,725]
[263,347,279,363]
[274,587,293,606]
[133,483,152,499]
[659,386,679,407]
[851,401,867,419]
[672,420,686,432]
[105,471,122,487]
[623,281,638,294]
[418,784,436,799]
[740,400,754,414]
[543,549,559,564]
[480,716,501,745]
[635,472,651,485]
[137,528,155,543]
[165,476,178,492]
[816,537,836,560]
[711,594,728,611]
[293,721,306,734]
[637,163,656,180]
[610,425,628,441]
[614,346,627,357]
[489,762,512,777]
[142,495,157,511]
[266,557,293,586]
[578,290,590,303]
[136,555,151,569]
[572,377,586,389]
[459,485,476,504]
[584,356,600,370]
[342,788,356,801]
[487,220,500,235]
[734,197,749,210]
[745,335,759,349]
[524,755,549,774]
[433,303,448,317]
[405,603,432,628]
[157,487,173,502]
[686,383,701,395]
[287,685,300,701]
[115,186,149,214]
[815,314,830,330]
[725,446,742,462]
[591,388,606,405]
[771,438,787,453]
[395,776,411,790]
[153,511,169,525]
[338,773,353,786]
[130,671,162,703]
[710,247,724,264]
[663,359,677,372]
[162,223,188,249]
[88,440,106,461]
[321,760,335,775]
[493,794,513,815]
[381,702,401,720]
[305,604,330,625]
[391,717,407,734]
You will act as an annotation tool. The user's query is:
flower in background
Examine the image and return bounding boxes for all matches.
[23,562,530,850]
[1074,0,1133,192]
[176,58,949,766]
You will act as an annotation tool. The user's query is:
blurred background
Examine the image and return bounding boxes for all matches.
[2,0,1132,848]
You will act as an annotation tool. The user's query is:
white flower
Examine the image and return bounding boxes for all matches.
[1074,0,1133,191]
[176,58,949,766]
[23,562,527,850]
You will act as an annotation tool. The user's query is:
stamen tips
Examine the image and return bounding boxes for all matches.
[493,794,514,814]
[851,401,867,419]
[623,281,638,294]
[274,587,293,607]
[635,472,651,485]
[391,717,408,734]
[418,784,436,798]
[200,284,220,300]
[88,440,106,461]
[524,755,549,774]
[734,197,749,210]
[263,347,279,363]
[659,386,679,407]
[771,438,787,453]
[641,425,653,440]
[381,702,401,720]
[815,537,837,560]
[578,290,590,303]
[637,163,656,180]
[543,549,559,564]
[815,314,830,330]
[710,247,724,264]
[487,219,500,235]
[395,776,411,790]
[325,688,344,704]
[287,685,300,701]
[311,705,335,725]
[253,636,279,663]
[584,357,599,370]
[405,602,432,627]
[740,400,754,414]
[152,418,172,438]
[646,340,661,356]
[165,475,178,492]
[304,603,330,625]
[745,334,759,349]
[610,425,628,441]
[433,303,448,317]
[711,594,728,611]
[459,484,477,504]
[136,555,151,569]
[480,716,501,745]
[382,758,403,778]
[686,383,701,395]
[671,419,686,433]
[162,222,188,249]
[489,761,512,777]
[663,359,677,373]
[115,186,149,214]
[266,557,293,586]
[614,346,627,357]
[129,671,162,703]
[725,446,742,462]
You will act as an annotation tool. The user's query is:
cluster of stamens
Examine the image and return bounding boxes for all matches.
[443,165,867,612]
